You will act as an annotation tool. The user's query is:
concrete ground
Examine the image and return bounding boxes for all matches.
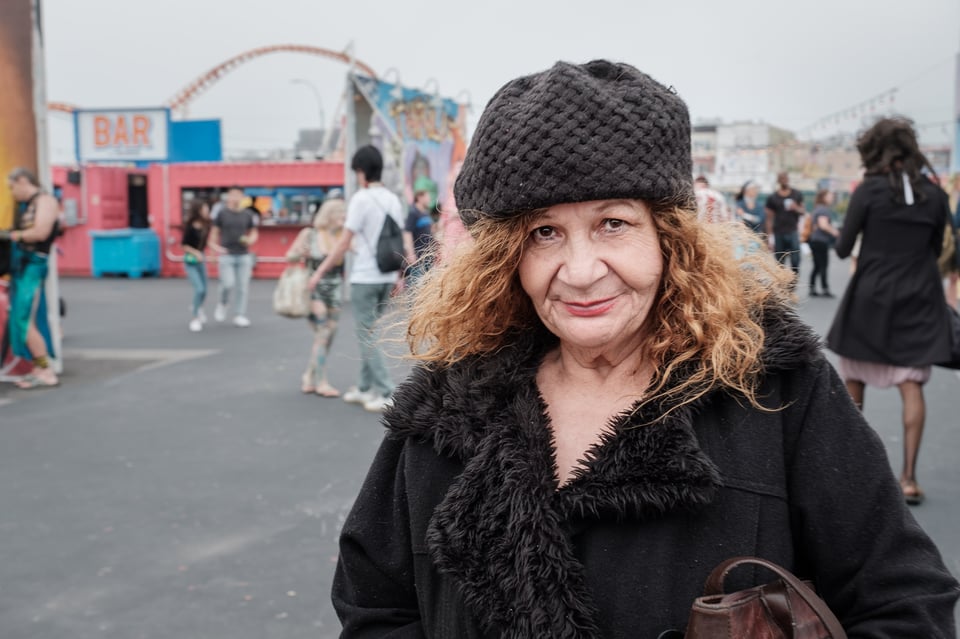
[0,253,958,638]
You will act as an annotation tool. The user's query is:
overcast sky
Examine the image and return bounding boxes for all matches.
[42,0,960,162]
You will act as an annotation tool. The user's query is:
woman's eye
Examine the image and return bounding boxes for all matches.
[531,226,555,240]
[603,218,625,231]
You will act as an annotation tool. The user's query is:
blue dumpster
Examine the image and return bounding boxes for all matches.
[89,228,161,278]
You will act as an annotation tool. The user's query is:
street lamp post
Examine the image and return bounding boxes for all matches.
[291,78,326,156]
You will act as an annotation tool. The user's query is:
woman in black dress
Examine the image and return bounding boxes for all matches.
[827,117,953,505]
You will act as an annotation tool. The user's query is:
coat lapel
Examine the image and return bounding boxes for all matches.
[426,379,603,638]
[423,370,721,637]
[557,401,721,523]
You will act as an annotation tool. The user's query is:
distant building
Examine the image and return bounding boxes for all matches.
[924,145,950,178]
[690,119,953,199]
[692,123,718,178]
[714,121,795,190]
[294,127,325,158]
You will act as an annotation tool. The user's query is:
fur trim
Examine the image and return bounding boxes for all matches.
[425,379,603,637]
[755,303,822,371]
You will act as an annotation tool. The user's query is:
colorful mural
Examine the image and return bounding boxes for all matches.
[351,74,468,213]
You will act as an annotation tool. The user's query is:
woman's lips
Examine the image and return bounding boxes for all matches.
[562,297,616,317]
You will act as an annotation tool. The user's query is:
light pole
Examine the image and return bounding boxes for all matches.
[291,78,326,156]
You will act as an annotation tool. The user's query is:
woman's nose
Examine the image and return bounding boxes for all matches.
[558,237,606,286]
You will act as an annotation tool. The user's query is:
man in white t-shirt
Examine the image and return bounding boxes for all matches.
[308,145,404,412]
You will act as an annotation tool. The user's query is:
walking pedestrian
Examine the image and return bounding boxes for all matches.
[402,189,435,285]
[765,171,805,279]
[181,199,211,332]
[827,117,954,505]
[2,167,60,389]
[734,179,765,237]
[332,60,959,637]
[210,186,258,327]
[307,145,404,413]
[286,195,346,397]
[806,189,840,297]
[693,175,732,224]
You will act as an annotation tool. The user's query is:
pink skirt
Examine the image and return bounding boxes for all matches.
[839,357,931,388]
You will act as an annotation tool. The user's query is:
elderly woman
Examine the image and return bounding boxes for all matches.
[332,61,959,637]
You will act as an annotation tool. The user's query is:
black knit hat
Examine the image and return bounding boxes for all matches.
[455,60,693,226]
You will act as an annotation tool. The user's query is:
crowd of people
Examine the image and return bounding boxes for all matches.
[693,124,960,509]
[696,172,844,296]
[168,145,439,414]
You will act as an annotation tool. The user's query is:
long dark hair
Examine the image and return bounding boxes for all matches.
[184,199,211,230]
[856,117,938,203]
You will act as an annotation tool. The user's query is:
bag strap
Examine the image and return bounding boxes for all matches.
[703,557,847,639]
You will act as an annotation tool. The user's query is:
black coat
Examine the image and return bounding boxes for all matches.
[333,305,959,638]
[828,175,952,366]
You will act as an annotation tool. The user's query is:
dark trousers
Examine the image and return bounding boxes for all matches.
[774,232,801,275]
[808,240,830,292]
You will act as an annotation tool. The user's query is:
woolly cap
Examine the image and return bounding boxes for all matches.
[455,60,693,225]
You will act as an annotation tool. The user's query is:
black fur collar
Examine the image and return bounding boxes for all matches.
[385,302,819,637]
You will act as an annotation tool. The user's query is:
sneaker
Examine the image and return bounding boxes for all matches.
[809,290,821,297]
[214,303,227,322]
[821,291,835,299]
[189,318,203,332]
[363,394,394,413]
[343,387,376,405]
[233,315,251,328]
[198,308,208,324]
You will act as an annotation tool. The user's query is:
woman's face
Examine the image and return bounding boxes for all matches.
[746,185,759,199]
[201,204,210,219]
[518,199,663,354]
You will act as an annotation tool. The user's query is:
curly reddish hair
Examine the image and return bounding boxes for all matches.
[405,202,792,411]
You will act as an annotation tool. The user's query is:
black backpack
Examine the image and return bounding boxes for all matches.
[374,205,405,273]
[373,198,404,273]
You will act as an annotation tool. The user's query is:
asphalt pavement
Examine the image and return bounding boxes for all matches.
[1,251,958,638]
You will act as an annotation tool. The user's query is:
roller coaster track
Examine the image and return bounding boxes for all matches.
[48,101,79,114]
[48,44,377,115]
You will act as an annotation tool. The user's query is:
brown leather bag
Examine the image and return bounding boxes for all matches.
[685,557,847,639]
